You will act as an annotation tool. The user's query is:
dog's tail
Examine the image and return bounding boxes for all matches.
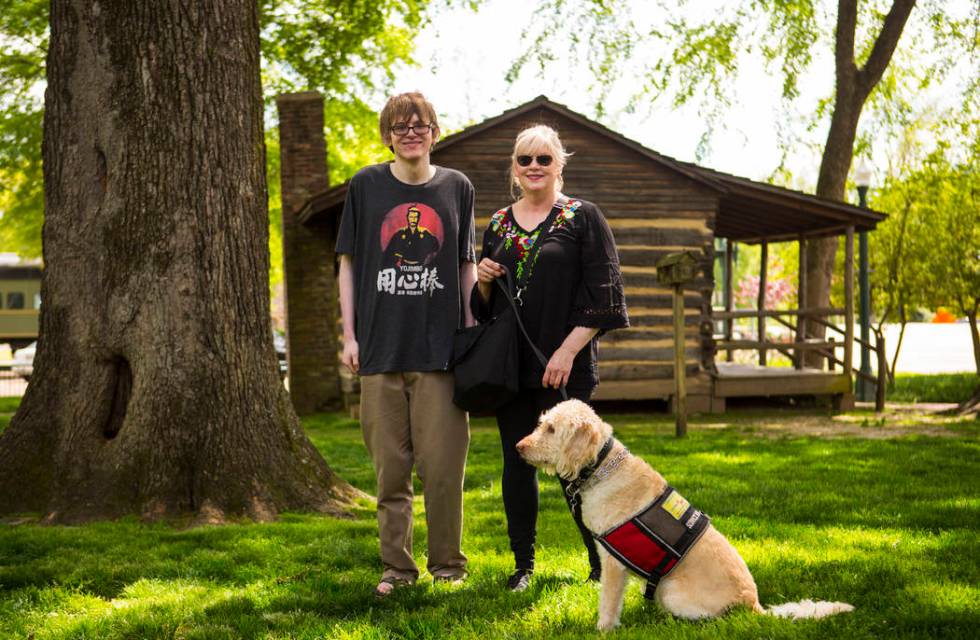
[763,599,854,619]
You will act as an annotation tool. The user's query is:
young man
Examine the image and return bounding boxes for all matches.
[336,92,477,597]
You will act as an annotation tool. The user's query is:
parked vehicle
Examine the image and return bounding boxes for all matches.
[0,258,42,349]
[273,332,287,379]
[12,341,35,381]
[10,337,286,382]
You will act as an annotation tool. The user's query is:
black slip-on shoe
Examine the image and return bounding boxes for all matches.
[507,568,533,592]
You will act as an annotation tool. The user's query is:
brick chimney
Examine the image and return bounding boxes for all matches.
[276,92,340,414]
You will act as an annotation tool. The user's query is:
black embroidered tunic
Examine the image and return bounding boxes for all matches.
[472,198,629,390]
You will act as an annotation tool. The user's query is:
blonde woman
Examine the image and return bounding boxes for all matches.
[472,124,628,591]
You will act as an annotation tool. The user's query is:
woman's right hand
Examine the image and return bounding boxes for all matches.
[477,258,505,301]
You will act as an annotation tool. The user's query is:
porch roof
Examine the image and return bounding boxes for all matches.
[296,96,886,243]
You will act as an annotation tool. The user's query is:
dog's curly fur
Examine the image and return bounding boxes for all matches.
[516,399,854,631]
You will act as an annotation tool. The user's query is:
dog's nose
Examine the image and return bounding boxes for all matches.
[515,439,528,453]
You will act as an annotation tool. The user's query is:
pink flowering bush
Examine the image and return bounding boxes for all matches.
[735,274,794,309]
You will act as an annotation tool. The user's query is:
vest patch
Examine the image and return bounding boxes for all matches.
[661,490,690,519]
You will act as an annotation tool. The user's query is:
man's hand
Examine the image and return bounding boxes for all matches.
[338,255,358,373]
[460,260,478,328]
[341,337,359,374]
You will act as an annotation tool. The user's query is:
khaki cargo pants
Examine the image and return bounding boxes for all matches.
[360,371,469,582]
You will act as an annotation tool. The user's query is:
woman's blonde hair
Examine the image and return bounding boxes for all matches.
[509,124,572,199]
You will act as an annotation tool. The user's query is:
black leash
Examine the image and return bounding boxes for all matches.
[493,266,567,401]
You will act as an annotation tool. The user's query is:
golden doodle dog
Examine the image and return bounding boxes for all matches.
[516,399,854,631]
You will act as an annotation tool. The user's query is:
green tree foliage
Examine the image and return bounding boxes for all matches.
[871,122,980,375]
[259,1,438,182]
[513,0,976,165]
[259,1,442,290]
[0,0,46,258]
[0,0,457,271]
[865,123,934,377]
[514,0,977,369]
[913,150,979,374]
[866,172,928,377]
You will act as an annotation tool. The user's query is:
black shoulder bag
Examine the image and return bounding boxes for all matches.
[451,265,567,412]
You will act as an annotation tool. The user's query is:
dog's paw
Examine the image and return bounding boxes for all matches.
[596,618,620,633]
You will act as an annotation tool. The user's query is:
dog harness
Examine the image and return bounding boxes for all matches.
[595,486,710,600]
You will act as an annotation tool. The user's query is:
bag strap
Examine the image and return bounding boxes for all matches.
[494,266,567,401]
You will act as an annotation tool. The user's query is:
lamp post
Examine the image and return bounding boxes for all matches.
[855,160,873,402]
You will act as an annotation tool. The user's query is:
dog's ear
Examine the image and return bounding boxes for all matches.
[555,420,603,480]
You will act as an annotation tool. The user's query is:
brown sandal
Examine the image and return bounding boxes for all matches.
[373,576,411,598]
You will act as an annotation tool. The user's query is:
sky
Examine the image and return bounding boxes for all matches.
[383,0,975,197]
[387,0,828,185]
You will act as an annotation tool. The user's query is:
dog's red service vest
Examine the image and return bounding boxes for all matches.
[595,485,710,599]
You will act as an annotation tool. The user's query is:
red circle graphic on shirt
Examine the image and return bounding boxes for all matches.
[379,202,444,265]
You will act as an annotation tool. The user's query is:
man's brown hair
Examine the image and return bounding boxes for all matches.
[379,92,440,142]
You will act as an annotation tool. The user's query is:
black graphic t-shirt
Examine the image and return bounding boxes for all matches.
[336,163,476,374]
[472,199,629,390]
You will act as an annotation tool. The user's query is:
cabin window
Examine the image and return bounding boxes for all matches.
[6,292,24,309]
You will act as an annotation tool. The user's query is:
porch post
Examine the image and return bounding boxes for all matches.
[672,283,688,437]
[757,241,768,366]
[796,236,807,369]
[858,230,872,399]
[844,227,855,376]
[725,239,734,361]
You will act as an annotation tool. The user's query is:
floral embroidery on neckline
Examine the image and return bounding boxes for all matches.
[549,199,582,232]
[488,199,583,283]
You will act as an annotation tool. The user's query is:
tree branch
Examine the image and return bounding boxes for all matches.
[835,0,859,82]
[857,0,917,97]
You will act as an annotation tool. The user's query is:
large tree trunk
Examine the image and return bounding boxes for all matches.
[0,0,360,524]
[803,0,916,367]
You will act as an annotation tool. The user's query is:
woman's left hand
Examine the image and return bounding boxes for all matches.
[543,346,576,389]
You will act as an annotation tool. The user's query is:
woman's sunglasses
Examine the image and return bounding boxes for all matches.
[516,154,554,167]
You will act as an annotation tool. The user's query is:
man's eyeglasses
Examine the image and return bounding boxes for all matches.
[516,154,554,167]
[390,122,434,136]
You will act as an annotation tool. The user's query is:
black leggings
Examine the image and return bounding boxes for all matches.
[495,386,601,572]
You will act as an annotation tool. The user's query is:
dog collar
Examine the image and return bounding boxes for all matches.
[565,436,615,500]
[580,446,629,493]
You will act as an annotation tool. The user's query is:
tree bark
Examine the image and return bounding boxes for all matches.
[889,318,908,383]
[0,0,360,523]
[967,309,980,377]
[804,0,916,366]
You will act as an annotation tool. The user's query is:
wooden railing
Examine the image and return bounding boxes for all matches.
[715,228,886,411]
[713,306,887,410]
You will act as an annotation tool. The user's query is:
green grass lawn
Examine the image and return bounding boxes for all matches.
[0,407,978,639]
[887,373,978,404]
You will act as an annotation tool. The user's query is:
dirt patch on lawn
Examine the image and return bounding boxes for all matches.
[700,403,977,439]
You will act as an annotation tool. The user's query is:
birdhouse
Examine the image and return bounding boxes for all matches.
[656,251,700,286]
